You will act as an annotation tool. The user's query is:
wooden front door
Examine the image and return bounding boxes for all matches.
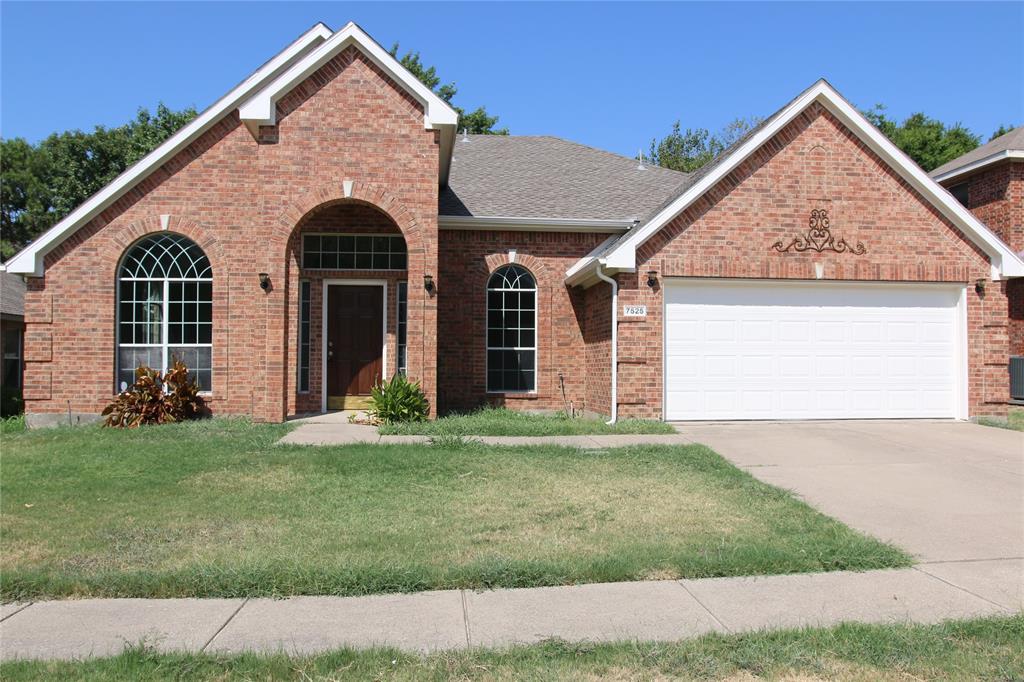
[326,285,383,409]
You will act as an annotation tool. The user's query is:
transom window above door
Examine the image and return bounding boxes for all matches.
[302,234,407,270]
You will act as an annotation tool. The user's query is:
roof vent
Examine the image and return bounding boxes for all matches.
[636,149,647,171]
[461,128,469,142]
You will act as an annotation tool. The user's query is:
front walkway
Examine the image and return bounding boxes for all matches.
[2,560,1019,660]
[278,411,694,448]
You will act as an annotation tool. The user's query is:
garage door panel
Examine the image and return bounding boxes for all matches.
[664,281,962,420]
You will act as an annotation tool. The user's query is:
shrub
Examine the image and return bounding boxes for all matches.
[102,360,206,428]
[369,373,429,424]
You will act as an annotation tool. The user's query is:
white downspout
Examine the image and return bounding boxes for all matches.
[594,262,617,425]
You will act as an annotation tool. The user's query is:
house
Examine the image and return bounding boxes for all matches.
[931,127,1023,376]
[3,22,1022,427]
[0,272,26,416]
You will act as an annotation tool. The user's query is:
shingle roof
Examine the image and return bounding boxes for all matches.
[440,135,690,221]
[930,125,1024,178]
[1,272,25,318]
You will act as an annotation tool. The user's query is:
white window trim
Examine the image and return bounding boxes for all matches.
[320,279,388,413]
[396,281,408,376]
[485,268,539,395]
[301,232,409,271]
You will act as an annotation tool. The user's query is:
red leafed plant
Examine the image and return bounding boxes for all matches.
[102,360,206,428]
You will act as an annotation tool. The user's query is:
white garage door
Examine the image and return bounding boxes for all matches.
[664,280,964,420]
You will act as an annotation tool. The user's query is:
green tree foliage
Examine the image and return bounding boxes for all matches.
[863,105,980,171]
[989,124,1017,142]
[648,117,760,173]
[389,43,508,135]
[1,104,197,259]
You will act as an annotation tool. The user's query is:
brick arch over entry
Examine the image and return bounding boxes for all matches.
[261,181,437,423]
[104,215,225,281]
[272,182,423,254]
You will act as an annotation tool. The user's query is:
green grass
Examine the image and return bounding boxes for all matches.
[379,406,676,436]
[978,406,1024,432]
[1,418,908,600]
[2,615,1020,681]
[1,413,26,435]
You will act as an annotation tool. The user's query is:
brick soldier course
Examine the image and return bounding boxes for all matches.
[4,22,1022,426]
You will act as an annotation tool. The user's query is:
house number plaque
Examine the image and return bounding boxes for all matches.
[623,305,647,317]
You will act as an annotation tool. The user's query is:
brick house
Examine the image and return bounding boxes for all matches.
[4,22,1023,427]
[931,128,1023,399]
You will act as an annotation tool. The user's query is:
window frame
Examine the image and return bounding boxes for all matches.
[301,232,408,271]
[485,264,538,394]
[396,281,408,376]
[2,326,22,390]
[115,234,213,394]
[298,279,311,393]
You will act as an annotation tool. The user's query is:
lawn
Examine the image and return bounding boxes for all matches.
[0,419,908,600]
[378,406,676,436]
[978,405,1024,432]
[3,615,1020,681]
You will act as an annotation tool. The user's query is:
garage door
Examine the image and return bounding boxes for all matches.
[664,280,964,420]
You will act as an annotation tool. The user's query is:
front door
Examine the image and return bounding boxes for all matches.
[326,285,383,410]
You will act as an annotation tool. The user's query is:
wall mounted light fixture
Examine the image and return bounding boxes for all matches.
[259,273,271,291]
[975,278,986,296]
[646,270,658,288]
[423,273,435,294]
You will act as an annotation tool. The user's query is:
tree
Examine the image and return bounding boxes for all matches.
[863,105,980,171]
[2,104,198,259]
[989,124,1017,142]
[648,117,759,173]
[389,44,507,135]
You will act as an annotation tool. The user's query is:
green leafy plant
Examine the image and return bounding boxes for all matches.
[369,373,429,424]
[102,360,205,428]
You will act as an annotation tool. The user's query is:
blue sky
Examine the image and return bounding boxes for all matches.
[2,2,1021,158]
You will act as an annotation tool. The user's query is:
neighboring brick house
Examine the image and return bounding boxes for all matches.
[4,22,1023,427]
[931,128,1023,394]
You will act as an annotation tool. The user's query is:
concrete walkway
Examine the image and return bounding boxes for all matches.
[2,560,1019,661]
[278,411,694,448]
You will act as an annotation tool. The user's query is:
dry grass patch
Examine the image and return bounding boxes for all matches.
[2,419,907,600]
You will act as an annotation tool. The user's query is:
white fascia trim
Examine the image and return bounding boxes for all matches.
[602,80,1024,280]
[439,215,633,233]
[932,150,1024,184]
[564,235,620,285]
[238,22,459,136]
[4,23,333,277]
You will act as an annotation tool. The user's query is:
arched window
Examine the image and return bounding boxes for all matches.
[116,233,213,391]
[486,264,536,392]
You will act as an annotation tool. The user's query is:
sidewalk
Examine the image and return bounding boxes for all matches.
[2,559,1019,661]
[277,412,695,448]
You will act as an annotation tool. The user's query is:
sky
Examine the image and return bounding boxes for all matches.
[2,2,1022,158]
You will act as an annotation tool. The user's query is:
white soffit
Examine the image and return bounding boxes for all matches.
[3,23,334,276]
[597,80,1024,281]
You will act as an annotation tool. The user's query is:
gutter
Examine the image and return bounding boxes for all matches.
[439,215,633,233]
[594,261,618,425]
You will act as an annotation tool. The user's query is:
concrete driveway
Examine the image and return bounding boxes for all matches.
[679,420,1023,608]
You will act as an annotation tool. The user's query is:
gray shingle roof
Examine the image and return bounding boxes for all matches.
[930,125,1024,178]
[440,135,690,221]
[1,272,25,318]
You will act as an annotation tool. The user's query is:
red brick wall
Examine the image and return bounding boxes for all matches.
[582,282,612,417]
[953,161,1024,253]
[617,103,1007,418]
[436,229,607,414]
[24,46,440,422]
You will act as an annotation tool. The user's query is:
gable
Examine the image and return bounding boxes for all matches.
[637,104,992,282]
[590,80,1024,282]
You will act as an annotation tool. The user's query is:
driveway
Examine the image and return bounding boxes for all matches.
[679,420,1023,607]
